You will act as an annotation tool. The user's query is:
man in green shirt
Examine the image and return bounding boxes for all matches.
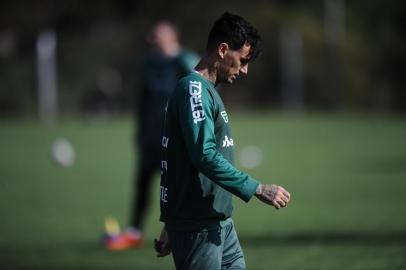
[155,13,291,269]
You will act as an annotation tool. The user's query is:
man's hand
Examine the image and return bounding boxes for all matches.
[154,226,171,257]
[255,184,291,209]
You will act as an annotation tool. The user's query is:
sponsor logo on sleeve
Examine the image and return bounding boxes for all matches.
[189,81,206,124]
[222,136,234,147]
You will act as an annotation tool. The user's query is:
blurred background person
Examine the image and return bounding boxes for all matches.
[104,20,199,251]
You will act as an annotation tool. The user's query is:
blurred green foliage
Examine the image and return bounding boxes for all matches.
[0,0,405,116]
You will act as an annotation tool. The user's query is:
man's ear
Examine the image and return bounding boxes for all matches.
[218,43,229,59]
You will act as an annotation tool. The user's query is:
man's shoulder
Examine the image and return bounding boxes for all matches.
[178,72,213,90]
[177,73,205,92]
[179,72,200,83]
[174,73,216,106]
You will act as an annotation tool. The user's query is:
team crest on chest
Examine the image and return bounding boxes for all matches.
[220,111,229,123]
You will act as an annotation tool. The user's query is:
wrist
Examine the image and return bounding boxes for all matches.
[255,183,263,196]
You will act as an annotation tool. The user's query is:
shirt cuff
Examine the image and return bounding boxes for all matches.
[240,177,260,202]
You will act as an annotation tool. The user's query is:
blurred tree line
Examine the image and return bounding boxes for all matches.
[0,0,405,118]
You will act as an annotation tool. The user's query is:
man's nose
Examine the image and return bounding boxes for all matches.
[240,64,248,75]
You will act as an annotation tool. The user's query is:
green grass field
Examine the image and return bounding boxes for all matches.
[1,112,406,269]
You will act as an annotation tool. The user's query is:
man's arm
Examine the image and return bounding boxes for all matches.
[154,225,171,257]
[177,81,261,202]
[178,81,291,207]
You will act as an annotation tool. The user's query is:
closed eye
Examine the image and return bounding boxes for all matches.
[240,58,249,66]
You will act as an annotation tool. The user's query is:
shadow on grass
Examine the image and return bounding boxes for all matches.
[239,231,406,247]
[0,241,161,270]
[2,231,406,253]
[0,240,148,256]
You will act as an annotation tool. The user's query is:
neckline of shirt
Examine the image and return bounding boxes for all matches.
[192,70,215,88]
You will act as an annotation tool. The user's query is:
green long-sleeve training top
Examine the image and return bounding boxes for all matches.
[159,72,259,229]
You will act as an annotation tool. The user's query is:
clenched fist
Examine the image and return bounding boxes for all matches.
[255,184,291,209]
[154,226,171,257]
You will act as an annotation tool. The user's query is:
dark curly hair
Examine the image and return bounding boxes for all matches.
[206,12,262,61]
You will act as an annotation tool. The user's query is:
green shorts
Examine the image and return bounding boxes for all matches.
[166,218,246,270]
